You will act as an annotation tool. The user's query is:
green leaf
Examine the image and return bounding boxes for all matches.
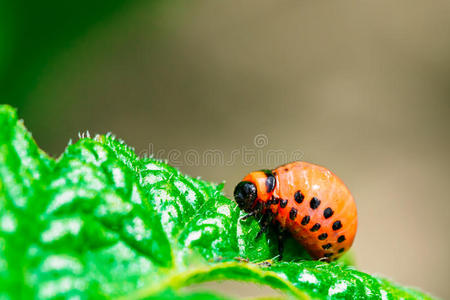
[0,104,435,299]
[143,289,232,300]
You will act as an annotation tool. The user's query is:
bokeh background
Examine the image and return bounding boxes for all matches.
[1,0,449,298]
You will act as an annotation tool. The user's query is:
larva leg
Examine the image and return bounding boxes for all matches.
[255,220,269,239]
[240,211,256,221]
[255,211,273,240]
[276,224,287,260]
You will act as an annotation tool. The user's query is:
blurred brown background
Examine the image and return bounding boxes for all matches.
[7,0,450,298]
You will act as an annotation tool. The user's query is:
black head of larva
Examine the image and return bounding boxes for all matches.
[234,181,257,212]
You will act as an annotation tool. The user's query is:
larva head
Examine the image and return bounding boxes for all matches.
[233,170,276,212]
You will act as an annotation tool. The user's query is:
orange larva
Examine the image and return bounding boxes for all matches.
[233,161,357,261]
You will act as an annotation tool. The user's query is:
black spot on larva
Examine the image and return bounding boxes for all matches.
[272,197,280,205]
[332,220,342,231]
[289,208,297,220]
[338,248,345,253]
[318,233,328,240]
[310,223,321,232]
[310,197,321,209]
[323,207,333,219]
[280,199,288,208]
[338,235,346,243]
[322,243,332,250]
[333,257,338,261]
[294,190,304,203]
[301,215,310,225]
[324,253,333,258]
[284,168,289,172]
[264,171,276,193]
